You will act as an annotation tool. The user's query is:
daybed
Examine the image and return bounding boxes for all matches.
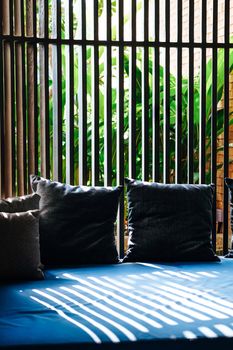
[1,259,233,350]
[1,177,233,349]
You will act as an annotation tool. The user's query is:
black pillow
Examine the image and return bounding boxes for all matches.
[0,210,44,280]
[123,178,219,262]
[0,193,40,213]
[30,175,122,266]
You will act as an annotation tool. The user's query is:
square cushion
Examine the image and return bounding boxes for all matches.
[0,210,44,280]
[123,179,219,262]
[0,193,40,213]
[30,175,122,266]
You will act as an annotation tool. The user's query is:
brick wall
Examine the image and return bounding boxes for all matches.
[165,0,233,74]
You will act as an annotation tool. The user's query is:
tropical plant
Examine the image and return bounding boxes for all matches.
[46,1,233,186]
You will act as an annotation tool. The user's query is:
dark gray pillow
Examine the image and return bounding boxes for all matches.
[0,210,44,280]
[30,175,122,266]
[124,178,220,262]
[0,193,40,213]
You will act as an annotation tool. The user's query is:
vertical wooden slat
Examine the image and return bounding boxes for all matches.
[9,0,14,35]
[39,0,50,178]
[188,0,194,184]
[0,2,4,196]
[116,0,124,258]
[211,0,218,251]
[20,0,29,194]
[21,1,27,193]
[15,42,25,195]
[78,0,87,185]
[10,41,16,196]
[2,0,10,35]
[141,0,149,181]
[175,0,182,184]
[10,0,16,195]
[199,0,207,184]
[33,0,37,36]
[14,0,21,35]
[152,0,160,182]
[163,0,170,184]
[92,0,100,186]
[65,0,74,184]
[20,0,25,37]
[52,0,62,181]
[27,0,38,181]
[129,0,137,179]
[34,45,39,176]
[223,0,230,255]
[15,0,27,195]
[104,0,112,186]
[3,41,13,197]
[2,0,14,197]
[33,0,38,175]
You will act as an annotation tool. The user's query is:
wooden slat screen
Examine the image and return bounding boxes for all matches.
[27,0,38,185]
[39,0,50,179]
[0,0,233,257]
[223,0,230,254]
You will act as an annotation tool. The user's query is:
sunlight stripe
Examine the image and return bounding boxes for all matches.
[166,282,233,310]
[198,327,218,338]
[158,285,230,318]
[127,274,144,280]
[139,289,199,322]
[73,284,163,328]
[47,288,136,341]
[214,324,233,337]
[163,270,197,281]
[87,276,177,325]
[32,289,120,343]
[134,290,193,323]
[136,263,164,269]
[152,271,174,278]
[143,286,210,321]
[68,275,175,326]
[30,296,101,343]
[141,273,158,280]
[101,276,134,289]
[60,286,148,333]
[197,272,217,278]
[183,331,197,339]
[181,271,201,278]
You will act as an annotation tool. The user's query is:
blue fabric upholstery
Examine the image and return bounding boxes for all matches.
[1,259,233,349]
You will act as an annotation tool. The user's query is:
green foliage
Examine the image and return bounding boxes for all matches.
[46,1,233,185]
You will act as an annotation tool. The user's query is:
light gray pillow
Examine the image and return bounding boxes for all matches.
[0,210,44,280]
[0,193,40,213]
